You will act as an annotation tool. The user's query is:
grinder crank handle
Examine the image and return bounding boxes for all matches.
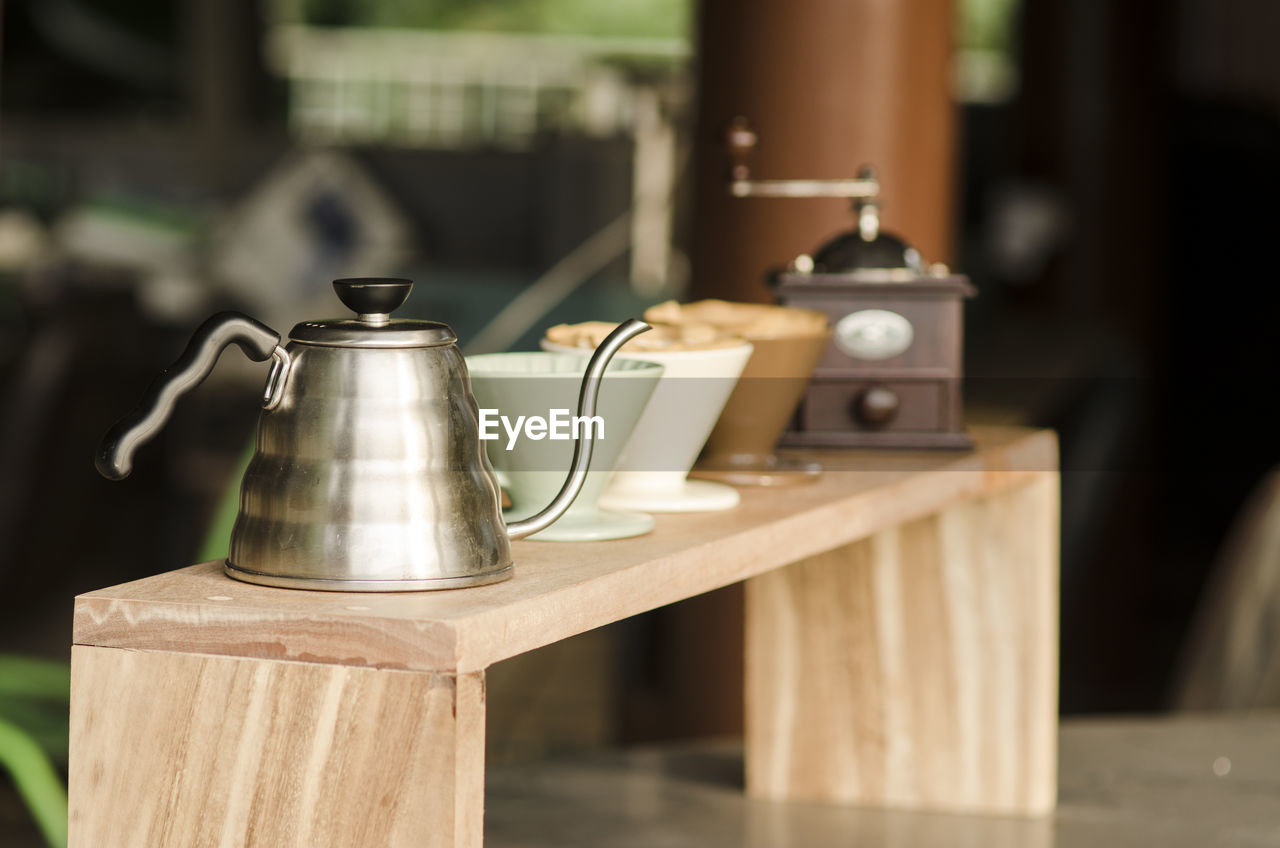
[95,312,281,481]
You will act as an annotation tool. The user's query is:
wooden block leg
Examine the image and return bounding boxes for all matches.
[69,646,485,848]
[745,474,1059,815]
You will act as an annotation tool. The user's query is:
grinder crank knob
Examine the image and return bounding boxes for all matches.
[725,116,758,182]
[333,278,413,322]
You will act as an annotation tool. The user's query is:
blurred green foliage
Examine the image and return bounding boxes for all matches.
[959,0,1020,52]
[287,0,691,39]
[0,655,70,848]
[0,656,69,763]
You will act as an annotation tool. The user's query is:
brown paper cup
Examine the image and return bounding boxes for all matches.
[695,330,832,486]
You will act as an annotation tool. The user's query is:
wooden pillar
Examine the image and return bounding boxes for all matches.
[690,0,958,303]
[666,0,961,742]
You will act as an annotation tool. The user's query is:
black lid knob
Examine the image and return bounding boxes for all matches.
[333,278,413,317]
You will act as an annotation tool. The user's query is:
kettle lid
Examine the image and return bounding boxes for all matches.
[289,278,457,349]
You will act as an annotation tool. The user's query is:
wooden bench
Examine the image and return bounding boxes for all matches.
[68,425,1059,847]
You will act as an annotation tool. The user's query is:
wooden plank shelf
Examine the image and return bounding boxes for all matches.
[69,425,1060,847]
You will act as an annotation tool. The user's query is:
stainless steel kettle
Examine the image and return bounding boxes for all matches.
[96,278,650,591]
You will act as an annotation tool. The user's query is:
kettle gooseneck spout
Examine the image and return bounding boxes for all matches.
[503,318,650,541]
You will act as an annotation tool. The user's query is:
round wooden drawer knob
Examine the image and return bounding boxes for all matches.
[854,385,899,426]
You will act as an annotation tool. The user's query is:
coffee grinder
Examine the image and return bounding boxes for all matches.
[726,118,974,450]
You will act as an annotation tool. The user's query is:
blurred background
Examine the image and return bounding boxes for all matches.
[3,0,1280,842]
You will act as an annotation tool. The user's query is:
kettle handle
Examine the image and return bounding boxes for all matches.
[505,318,651,540]
[96,312,281,481]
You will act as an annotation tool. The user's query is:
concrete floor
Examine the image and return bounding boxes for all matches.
[485,714,1280,847]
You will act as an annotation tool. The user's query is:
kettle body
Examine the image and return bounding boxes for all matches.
[230,341,512,590]
[97,278,649,591]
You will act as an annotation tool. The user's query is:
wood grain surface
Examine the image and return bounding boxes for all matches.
[73,426,1058,674]
[68,646,485,848]
[745,473,1059,815]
